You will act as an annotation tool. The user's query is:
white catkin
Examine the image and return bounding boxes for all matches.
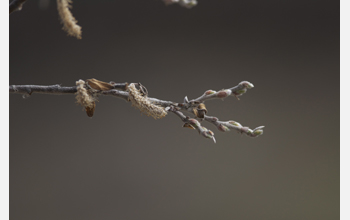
[57,0,82,39]
[75,80,95,109]
[127,84,167,119]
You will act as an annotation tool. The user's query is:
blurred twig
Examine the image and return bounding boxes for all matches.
[9,0,28,14]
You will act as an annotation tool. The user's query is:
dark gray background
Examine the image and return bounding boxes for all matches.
[9,0,339,219]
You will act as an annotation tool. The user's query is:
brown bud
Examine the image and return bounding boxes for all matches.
[183,123,195,129]
[85,102,96,117]
[86,78,114,91]
[197,103,207,113]
[193,103,208,118]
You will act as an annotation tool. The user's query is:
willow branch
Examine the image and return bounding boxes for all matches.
[9,79,264,142]
[9,0,28,14]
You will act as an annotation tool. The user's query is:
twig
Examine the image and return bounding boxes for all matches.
[9,79,264,142]
[204,115,264,137]
[9,84,77,95]
[9,0,28,14]
[190,81,255,103]
[167,106,216,143]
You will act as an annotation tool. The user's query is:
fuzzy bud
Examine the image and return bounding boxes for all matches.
[205,90,216,95]
[253,126,265,136]
[200,127,216,143]
[188,118,201,128]
[217,124,230,132]
[240,81,254,89]
[217,89,232,98]
[228,121,242,127]
[234,89,247,95]
[253,129,263,136]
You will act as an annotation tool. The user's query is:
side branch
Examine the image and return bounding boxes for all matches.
[190,81,255,103]
[204,115,264,137]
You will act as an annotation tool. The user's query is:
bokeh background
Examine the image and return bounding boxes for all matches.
[9,0,339,219]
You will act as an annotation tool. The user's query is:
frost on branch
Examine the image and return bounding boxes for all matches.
[10,79,264,143]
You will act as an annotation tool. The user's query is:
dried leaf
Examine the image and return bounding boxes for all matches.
[86,78,114,91]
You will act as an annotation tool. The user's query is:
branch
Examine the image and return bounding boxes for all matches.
[167,106,216,143]
[190,81,255,103]
[9,84,77,95]
[9,79,264,142]
[9,82,128,95]
[204,115,264,137]
[164,81,263,137]
[9,0,28,14]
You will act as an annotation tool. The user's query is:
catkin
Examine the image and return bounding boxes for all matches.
[127,84,167,119]
[57,0,82,39]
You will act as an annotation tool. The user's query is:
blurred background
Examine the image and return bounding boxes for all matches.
[9,0,339,219]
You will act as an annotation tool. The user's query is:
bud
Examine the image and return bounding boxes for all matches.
[193,103,208,118]
[253,126,265,136]
[217,89,232,98]
[240,81,254,89]
[205,90,216,95]
[217,124,230,132]
[188,119,200,128]
[201,127,216,143]
[234,89,247,95]
[253,129,263,136]
[228,121,242,127]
